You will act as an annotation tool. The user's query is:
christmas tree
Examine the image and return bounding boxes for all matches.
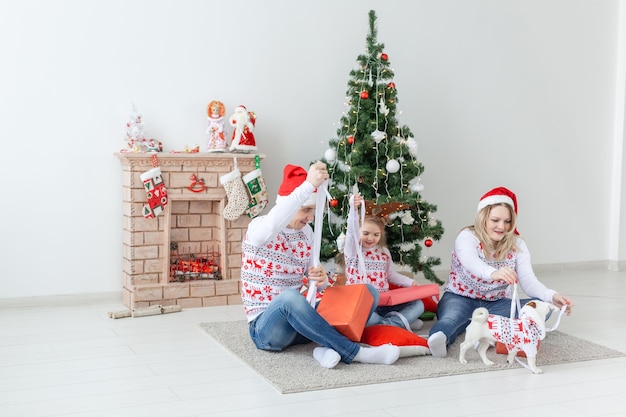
[317,10,445,284]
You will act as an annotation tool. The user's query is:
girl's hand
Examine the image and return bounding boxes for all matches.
[353,194,363,208]
[308,266,327,286]
[552,294,574,315]
[491,266,518,284]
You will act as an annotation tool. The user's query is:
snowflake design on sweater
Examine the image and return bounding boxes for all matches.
[447,246,518,300]
[345,246,392,292]
[487,313,541,355]
[241,229,312,318]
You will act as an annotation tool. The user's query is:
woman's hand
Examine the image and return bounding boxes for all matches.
[552,294,574,315]
[491,266,518,284]
[308,265,327,286]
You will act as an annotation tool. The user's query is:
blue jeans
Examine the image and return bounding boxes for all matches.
[367,299,425,329]
[248,285,379,364]
[429,291,535,346]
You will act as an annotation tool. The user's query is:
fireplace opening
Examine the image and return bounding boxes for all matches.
[169,241,223,282]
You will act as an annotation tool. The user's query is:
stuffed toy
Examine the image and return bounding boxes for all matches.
[206,100,228,152]
[229,105,257,152]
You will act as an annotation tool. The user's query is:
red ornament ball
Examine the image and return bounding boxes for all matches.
[381,53,388,61]
[424,238,433,248]
[347,135,355,144]
[360,91,369,99]
[329,198,339,207]
[387,82,396,89]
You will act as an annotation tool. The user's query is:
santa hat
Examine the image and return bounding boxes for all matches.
[276,164,317,206]
[477,186,519,234]
[477,187,518,213]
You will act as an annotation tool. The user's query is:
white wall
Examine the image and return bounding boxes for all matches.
[0,0,622,298]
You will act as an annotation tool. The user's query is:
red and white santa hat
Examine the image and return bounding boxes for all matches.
[477,186,518,214]
[276,164,317,206]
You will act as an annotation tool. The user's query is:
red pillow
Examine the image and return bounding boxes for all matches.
[360,324,428,347]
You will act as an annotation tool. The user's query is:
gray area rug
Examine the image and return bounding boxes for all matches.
[199,320,624,394]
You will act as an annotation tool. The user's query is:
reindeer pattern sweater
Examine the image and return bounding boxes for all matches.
[446,229,556,302]
[343,199,413,292]
[240,181,325,323]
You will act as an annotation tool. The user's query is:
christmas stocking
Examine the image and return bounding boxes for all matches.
[220,169,250,220]
[243,168,268,218]
[141,154,168,219]
[243,158,268,218]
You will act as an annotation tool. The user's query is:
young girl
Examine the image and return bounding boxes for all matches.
[341,194,425,331]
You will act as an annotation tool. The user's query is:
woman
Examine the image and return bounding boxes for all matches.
[240,161,400,368]
[428,187,573,358]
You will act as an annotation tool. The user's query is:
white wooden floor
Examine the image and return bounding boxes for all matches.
[1,268,625,417]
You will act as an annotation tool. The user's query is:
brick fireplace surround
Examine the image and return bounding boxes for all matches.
[115,152,263,309]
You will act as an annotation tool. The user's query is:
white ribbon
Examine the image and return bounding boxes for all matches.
[350,194,366,277]
[509,283,567,369]
[509,283,566,332]
[306,180,329,307]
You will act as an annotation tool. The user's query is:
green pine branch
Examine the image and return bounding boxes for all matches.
[314,10,445,284]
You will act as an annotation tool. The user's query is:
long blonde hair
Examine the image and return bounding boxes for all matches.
[467,203,518,261]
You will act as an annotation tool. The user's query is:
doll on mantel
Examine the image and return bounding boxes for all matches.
[229,105,257,152]
[206,100,228,152]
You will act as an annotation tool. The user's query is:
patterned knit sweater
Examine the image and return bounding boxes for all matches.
[343,198,413,293]
[445,229,556,302]
[240,181,322,323]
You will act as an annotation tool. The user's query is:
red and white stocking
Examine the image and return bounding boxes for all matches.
[140,154,168,219]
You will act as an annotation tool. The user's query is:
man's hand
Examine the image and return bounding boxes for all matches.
[308,265,327,286]
[306,161,329,188]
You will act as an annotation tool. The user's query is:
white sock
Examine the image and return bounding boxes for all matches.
[353,344,400,365]
[428,331,447,358]
[410,318,424,330]
[313,347,341,369]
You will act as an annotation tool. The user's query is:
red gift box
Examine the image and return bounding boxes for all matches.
[317,284,374,342]
[378,284,440,307]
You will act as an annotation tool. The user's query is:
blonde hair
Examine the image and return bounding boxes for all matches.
[335,215,388,268]
[467,203,518,261]
[362,215,387,247]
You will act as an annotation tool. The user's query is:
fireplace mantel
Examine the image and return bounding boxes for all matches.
[115,152,264,309]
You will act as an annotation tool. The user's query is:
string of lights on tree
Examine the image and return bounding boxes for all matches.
[314,10,444,284]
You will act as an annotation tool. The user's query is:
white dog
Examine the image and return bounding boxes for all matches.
[459,300,559,374]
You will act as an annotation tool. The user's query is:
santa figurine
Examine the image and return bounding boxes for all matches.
[229,105,257,152]
[206,100,228,152]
